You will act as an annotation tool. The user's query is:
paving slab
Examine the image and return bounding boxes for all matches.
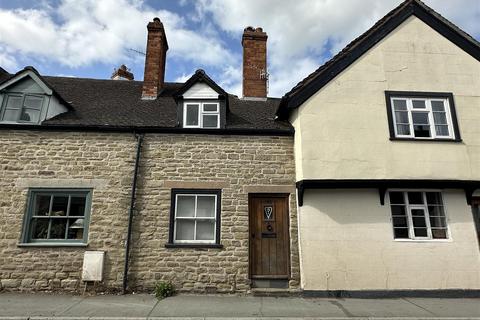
[60,294,157,317]
[150,295,263,317]
[327,298,435,318]
[402,297,480,318]
[0,293,83,317]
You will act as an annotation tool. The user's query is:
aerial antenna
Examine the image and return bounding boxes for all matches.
[129,48,146,56]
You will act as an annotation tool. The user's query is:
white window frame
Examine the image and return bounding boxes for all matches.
[388,190,450,241]
[182,101,220,129]
[0,93,45,124]
[173,193,218,244]
[390,97,455,140]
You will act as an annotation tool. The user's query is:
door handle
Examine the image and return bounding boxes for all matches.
[251,233,255,238]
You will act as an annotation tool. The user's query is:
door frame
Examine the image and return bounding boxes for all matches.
[248,193,291,280]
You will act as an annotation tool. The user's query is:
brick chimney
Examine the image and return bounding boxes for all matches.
[242,26,268,99]
[142,17,169,100]
[111,64,134,80]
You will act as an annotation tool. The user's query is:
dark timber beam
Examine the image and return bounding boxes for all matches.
[296,179,480,207]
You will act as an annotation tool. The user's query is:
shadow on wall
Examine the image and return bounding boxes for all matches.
[301,188,474,224]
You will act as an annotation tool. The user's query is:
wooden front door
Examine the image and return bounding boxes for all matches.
[249,194,290,279]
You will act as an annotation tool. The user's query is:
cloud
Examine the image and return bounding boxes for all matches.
[0,0,477,98]
[0,0,234,70]
[196,0,480,96]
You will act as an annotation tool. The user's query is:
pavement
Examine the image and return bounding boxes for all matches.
[0,292,479,319]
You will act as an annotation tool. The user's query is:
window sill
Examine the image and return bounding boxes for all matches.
[389,137,462,143]
[164,243,223,249]
[17,242,89,248]
[393,239,452,243]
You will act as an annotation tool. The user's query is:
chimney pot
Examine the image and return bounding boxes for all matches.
[242,26,268,99]
[142,17,169,99]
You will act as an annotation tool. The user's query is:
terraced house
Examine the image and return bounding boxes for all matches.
[0,0,479,296]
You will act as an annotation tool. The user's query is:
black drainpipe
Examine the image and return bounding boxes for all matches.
[123,132,144,294]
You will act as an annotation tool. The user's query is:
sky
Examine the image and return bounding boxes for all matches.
[0,0,478,97]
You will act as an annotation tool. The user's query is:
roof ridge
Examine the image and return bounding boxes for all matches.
[277,0,480,118]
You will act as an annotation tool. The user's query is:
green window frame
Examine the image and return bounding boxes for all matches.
[21,188,92,245]
[0,93,45,124]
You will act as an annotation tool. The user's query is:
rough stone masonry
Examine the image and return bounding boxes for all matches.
[0,130,299,293]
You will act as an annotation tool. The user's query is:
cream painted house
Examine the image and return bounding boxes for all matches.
[276,0,480,296]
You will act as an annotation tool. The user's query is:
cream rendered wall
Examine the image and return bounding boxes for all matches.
[300,189,480,290]
[293,16,480,291]
[293,16,480,181]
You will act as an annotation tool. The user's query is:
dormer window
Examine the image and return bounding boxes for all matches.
[1,93,44,124]
[183,102,220,129]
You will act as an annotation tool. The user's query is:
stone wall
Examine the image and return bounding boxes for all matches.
[0,130,299,293]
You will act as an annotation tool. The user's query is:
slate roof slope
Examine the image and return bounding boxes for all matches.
[276,0,480,118]
[0,69,291,133]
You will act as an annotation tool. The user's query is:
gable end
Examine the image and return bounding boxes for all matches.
[277,0,480,119]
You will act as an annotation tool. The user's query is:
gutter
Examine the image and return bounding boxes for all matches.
[0,123,294,136]
[122,133,144,294]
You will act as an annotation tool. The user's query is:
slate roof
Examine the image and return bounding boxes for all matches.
[0,69,292,134]
[276,0,480,118]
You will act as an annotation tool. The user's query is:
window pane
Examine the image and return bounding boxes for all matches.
[411,208,425,216]
[408,192,424,204]
[414,125,431,137]
[412,100,426,109]
[49,219,67,239]
[197,196,216,217]
[196,220,215,240]
[393,99,407,111]
[176,195,195,217]
[393,216,408,227]
[186,104,199,126]
[414,228,428,237]
[30,218,49,239]
[20,108,40,123]
[34,195,51,216]
[51,196,68,216]
[6,95,23,109]
[412,112,429,124]
[175,220,195,240]
[2,109,19,121]
[389,192,405,204]
[431,100,445,112]
[435,125,449,136]
[70,196,86,216]
[432,229,447,239]
[412,216,427,227]
[202,114,218,128]
[203,104,218,112]
[426,192,443,205]
[67,218,84,239]
[428,206,445,217]
[394,111,409,124]
[433,112,447,125]
[396,124,411,135]
[394,228,409,239]
[391,205,406,216]
[429,216,447,228]
[23,95,43,110]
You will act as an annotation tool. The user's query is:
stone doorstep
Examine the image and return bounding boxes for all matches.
[251,287,303,297]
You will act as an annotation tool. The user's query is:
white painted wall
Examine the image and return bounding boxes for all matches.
[292,16,480,291]
[292,16,480,181]
[183,82,219,99]
[299,189,480,290]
